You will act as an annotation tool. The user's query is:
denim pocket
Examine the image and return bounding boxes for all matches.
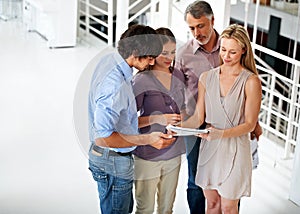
[89,162,106,181]
[89,161,108,199]
[112,178,133,212]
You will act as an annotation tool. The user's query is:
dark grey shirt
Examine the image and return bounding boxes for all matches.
[132,68,186,161]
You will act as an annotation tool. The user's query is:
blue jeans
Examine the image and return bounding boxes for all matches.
[89,147,134,214]
[184,135,205,214]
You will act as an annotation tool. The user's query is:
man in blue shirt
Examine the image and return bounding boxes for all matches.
[88,24,175,214]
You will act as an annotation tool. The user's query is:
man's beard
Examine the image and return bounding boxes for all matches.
[196,28,213,45]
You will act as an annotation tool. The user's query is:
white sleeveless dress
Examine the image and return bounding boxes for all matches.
[195,67,253,200]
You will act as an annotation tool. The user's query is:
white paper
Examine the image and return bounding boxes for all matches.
[166,124,209,136]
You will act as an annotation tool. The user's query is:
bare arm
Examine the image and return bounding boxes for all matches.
[95,131,175,149]
[138,114,182,128]
[181,73,206,128]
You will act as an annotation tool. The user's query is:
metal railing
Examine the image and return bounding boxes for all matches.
[78,0,160,45]
[253,43,300,158]
[78,0,114,45]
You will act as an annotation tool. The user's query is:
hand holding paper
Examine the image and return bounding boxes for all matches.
[166,124,209,136]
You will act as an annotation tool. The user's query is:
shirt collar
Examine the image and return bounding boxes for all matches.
[114,52,134,83]
[122,63,133,83]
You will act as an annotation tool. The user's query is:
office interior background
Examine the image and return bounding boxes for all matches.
[0,0,300,213]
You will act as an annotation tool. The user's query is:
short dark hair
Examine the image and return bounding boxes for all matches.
[117,24,163,59]
[184,0,214,21]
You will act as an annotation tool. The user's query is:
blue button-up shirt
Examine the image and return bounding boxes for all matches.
[88,51,138,153]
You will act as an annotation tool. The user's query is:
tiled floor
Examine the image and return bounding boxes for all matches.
[1,19,300,214]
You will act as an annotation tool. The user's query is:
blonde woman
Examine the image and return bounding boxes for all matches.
[181,24,262,214]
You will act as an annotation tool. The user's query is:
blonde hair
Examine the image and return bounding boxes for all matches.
[220,24,258,75]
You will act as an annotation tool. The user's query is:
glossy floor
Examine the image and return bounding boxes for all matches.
[1,19,299,214]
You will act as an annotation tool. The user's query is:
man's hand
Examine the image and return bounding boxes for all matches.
[251,122,262,140]
[149,132,175,149]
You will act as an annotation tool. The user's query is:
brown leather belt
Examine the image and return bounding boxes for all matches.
[92,144,132,156]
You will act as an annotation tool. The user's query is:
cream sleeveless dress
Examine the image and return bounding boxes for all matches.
[195,67,253,200]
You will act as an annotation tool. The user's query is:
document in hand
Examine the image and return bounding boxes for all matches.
[166,124,209,136]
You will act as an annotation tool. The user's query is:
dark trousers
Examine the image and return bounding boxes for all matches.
[184,135,205,214]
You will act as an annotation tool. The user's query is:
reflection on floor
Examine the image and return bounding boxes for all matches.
[0,19,299,214]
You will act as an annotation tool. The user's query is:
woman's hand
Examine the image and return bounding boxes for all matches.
[151,113,181,126]
[197,126,224,141]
